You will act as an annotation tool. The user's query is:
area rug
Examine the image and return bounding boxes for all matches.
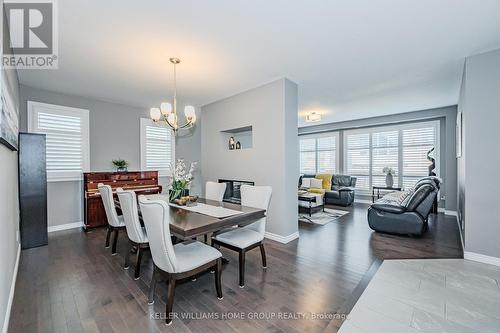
[299,208,349,225]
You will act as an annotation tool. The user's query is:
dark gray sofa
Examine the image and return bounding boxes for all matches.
[367,177,441,236]
[299,174,357,206]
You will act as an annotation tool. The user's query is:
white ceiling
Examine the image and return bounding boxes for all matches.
[17,0,500,127]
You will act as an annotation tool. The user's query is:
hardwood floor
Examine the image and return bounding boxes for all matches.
[8,203,463,333]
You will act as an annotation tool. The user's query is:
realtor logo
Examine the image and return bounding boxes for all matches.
[2,0,58,69]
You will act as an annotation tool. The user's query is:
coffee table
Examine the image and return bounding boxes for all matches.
[298,191,325,217]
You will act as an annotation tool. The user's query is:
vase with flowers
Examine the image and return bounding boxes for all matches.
[382,166,395,188]
[169,159,197,202]
[112,159,129,172]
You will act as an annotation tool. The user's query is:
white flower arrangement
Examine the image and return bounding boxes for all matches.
[169,159,197,201]
[382,166,395,176]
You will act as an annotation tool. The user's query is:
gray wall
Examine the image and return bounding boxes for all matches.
[0,17,21,332]
[460,48,500,259]
[201,79,299,238]
[19,85,201,227]
[299,106,458,211]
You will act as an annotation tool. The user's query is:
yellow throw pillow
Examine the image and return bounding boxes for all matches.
[308,188,326,194]
[315,174,332,190]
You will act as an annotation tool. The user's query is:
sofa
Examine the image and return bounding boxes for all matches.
[367,176,441,236]
[299,174,357,206]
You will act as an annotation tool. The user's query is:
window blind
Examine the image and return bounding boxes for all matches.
[345,133,370,191]
[28,102,90,181]
[344,121,438,194]
[38,112,84,172]
[402,126,435,188]
[299,134,338,174]
[140,118,175,175]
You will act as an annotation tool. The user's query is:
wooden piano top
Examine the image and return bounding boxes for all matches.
[84,171,162,194]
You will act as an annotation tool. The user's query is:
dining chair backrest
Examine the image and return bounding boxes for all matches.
[116,188,147,244]
[205,181,227,202]
[138,196,178,273]
[240,185,272,236]
[98,183,121,227]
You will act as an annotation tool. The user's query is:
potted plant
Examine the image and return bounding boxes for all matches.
[382,166,395,188]
[112,159,129,172]
[169,159,197,202]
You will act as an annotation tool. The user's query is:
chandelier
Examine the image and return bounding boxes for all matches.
[149,58,196,134]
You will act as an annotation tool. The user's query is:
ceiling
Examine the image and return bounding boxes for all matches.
[17,0,500,127]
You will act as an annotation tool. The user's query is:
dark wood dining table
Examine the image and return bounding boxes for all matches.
[114,194,266,240]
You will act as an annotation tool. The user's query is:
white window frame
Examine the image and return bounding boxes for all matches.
[299,131,340,174]
[27,101,90,182]
[140,118,175,177]
[343,120,440,195]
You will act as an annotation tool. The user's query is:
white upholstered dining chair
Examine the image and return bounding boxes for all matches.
[212,185,272,288]
[98,183,126,255]
[205,181,227,202]
[138,195,223,325]
[116,188,149,280]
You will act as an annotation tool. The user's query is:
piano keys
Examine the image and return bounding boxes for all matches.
[83,171,162,230]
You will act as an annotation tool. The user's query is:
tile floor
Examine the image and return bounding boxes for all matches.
[338,259,500,333]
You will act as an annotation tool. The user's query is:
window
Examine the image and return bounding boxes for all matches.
[344,121,439,194]
[140,118,175,175]
[28,101,90,181]
[299,133,339,174]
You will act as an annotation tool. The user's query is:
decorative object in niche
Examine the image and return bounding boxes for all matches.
[236,141,241,149]
[229,136,235,150]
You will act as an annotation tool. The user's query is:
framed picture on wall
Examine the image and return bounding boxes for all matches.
[456,111,463,158]
[0,71,19,151]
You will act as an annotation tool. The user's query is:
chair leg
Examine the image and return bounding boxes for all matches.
[134,246,144,280]
[124,242,132,269]
[105,226,112,248]
[238,250,245,288]
[148,265,158,305]
[259,243,267,269]
[111,229,119,255]
[165,278,176,325]
[215,258,223,299]
[204,234,208,244]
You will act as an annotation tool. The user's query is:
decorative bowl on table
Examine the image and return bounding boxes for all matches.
[174,195,199,206]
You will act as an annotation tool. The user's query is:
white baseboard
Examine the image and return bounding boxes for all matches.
[48,221,83,233]
[265,231,299,244]
[445,210,457,216]
[464,251,500,267]
[437,207,445,213]
[2,244,20,333]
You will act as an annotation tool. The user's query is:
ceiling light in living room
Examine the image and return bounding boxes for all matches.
[305,112,321,123]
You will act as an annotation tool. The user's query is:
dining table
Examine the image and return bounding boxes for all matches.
[114,194,266,240]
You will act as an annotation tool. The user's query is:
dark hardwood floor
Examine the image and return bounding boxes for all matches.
[8,203,463,333]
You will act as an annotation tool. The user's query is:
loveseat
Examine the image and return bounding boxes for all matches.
[299,174,357,206]
[367,176,441,236]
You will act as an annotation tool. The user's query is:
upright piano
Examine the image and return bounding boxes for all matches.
[83,171,163,230]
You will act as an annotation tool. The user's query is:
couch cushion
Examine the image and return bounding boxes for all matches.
[332,175,352,187]
[308,187,326,194]
[310,178,323,189]
[325,190,340,199]
[315,174,333,190]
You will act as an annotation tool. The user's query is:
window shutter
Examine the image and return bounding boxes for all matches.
[145,125,173,171]
[38,112,84,173]
[402,126,435,188]
[28,102,90,181]
[299,138,316,174]
[346,133,370,192]
[372,130,399,187]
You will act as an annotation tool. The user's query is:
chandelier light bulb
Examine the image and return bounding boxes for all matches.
[160,102,172,115]
[184,105,196,119]
[150,107,161,121]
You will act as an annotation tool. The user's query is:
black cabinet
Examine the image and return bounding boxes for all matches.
[18,133,48,249]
